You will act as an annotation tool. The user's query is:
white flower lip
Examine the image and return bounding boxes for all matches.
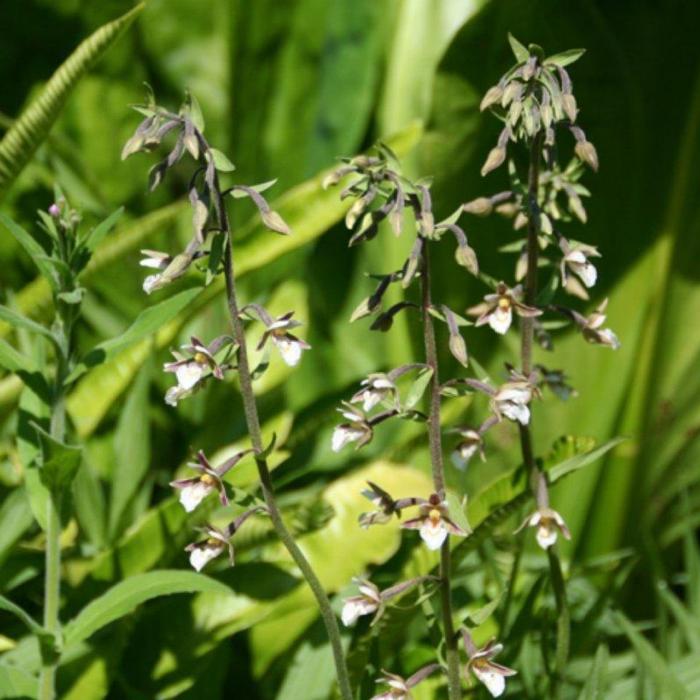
[179,481,214,512]
[341,596,379,626]
[273,336,303,366]
[473,664,506,697]
[331,425,365,452]
[175,361,205,390]
[188,543,224,572]
[489,306,512,334]
[420,519,448,550]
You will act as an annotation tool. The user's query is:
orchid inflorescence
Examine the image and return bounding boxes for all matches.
[121,90,319,573]
[325,35,618,698]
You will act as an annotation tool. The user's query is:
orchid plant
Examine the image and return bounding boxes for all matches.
[324,35,617,698]
[121,90,353,699]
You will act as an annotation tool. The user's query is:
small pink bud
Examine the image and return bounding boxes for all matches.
[49,204,60,218]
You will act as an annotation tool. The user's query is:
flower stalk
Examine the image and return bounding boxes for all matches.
[519,128,570,683]
[420,245,462,700]
[210,148,354,700]
[38,360,65,700]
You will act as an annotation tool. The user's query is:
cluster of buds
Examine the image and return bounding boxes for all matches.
[479,35,596,173]
[122,89,290,296]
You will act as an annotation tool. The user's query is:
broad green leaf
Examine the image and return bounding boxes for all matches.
[34,424,82,493]
[62,570,231,649]
[614,611,688,699]
[276,617,349,700]
[0,4,144,197]
[72,459,107,550]
[0,665,38,699]
[108,361,151,538]
[72,287,201,378]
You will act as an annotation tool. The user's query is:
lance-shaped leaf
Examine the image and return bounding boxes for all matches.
[0,4,144,198]
[33,423,82,493]
[62,570,231,650]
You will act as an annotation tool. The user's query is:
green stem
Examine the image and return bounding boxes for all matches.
[420,244,462,700]
[38,353,67,700]
[215,185,353,700]
[519,131,569,689]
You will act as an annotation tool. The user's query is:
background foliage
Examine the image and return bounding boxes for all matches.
[1,0,699,697]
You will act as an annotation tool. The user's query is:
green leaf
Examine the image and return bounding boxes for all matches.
[72,287,201,378]
[0,212,54,284]
[446,490,472,535]
[0,665,38,699]
[0,4,144,197]
[0,338,35,374]
[34,423,82,493]
[507,32,530,62]
[62,570,231,649]
[404,367,433,409]
[545,48,586,67]
[548,437,626,481]
[109,362,151,538]
[0,305,56,344]
[208,148,236,172]
[82,207,124,254]
[0,488,34,564]
[614,611,688,699]
[578,643,609,700]
[0,594,45,637]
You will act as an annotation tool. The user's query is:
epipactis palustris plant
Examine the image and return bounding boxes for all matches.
[0,192,125,700]
[121,88,353,699]
[324,34,619,697]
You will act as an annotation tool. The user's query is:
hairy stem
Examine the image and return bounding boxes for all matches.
[519,131,569,689]
[420,244,462,700]
[38,352,67,700]
[213,178,353,700]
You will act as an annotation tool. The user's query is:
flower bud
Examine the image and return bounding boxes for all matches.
[481,147,506,177]
[575,139,599,171]
[462,197,493,216]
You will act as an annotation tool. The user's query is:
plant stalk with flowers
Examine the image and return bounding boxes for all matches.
[325,35,619,699]
[121,90,353,700]
[325,147,487,698]
[460,34,618,690]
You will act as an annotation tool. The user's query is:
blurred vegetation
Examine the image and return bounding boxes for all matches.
[1,0,700,698]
